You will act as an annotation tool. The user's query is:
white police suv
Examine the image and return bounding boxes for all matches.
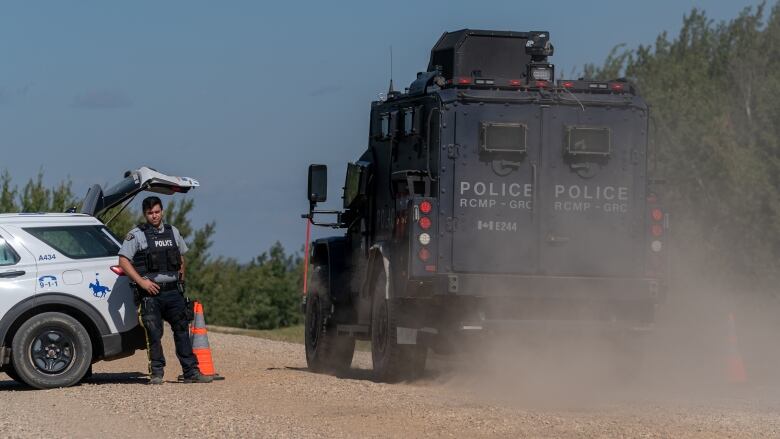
[0,167,198,389]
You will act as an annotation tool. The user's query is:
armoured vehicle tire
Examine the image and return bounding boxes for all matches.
[3,363,23,384]
[11,312,93,389]
[304,291,355,374]
[408,345,428,380]
[370,269,422,382]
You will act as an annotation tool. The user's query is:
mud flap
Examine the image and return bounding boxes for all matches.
[397,327,439,345]
[396,327,418,345]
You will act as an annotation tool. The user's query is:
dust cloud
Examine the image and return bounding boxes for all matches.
[418,248,780,411]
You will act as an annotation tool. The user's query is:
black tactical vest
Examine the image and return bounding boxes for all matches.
[131,224,182,277]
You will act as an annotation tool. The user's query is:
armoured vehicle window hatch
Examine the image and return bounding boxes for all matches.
[566,126,611,156]
[481,122,528,154]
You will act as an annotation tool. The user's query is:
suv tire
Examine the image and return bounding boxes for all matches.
[3,363,23,384]
[11,312,93,389]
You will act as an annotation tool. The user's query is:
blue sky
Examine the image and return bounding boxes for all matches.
[0,0,768,260]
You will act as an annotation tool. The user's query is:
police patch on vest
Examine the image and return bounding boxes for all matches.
[131,224,182,277]
[125,233,134,241]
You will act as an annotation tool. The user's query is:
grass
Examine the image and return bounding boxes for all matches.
[208,324,305,344]
[209,324,371,351]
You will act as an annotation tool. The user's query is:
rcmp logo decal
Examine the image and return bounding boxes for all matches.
[88,273,111,299]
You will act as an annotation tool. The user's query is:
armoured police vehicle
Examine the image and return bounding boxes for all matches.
[0,167,198,388]
[304,29,669,381]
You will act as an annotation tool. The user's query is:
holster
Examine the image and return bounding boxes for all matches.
[131,282,141,306]
[184,296,195,322]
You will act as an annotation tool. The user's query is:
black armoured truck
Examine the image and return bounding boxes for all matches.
[302,29,669,381]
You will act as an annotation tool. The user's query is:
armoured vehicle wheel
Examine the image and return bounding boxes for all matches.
[304,291,355,374]
[11,312,93,389]
[371,270,425,382]
[409,345,428,379]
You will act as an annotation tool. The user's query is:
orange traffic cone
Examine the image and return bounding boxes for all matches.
[726,313,747,384]
[190,301,221,379]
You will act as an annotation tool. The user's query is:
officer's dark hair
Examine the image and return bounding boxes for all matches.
[142,196,163,213]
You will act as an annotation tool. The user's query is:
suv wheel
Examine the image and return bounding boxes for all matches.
[11,312,93,389]
[3,363,23,383]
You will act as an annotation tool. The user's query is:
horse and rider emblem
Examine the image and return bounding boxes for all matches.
[89,273,111,298]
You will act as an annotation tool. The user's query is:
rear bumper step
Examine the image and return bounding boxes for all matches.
[461,319,654,333]
[336,324,369,337]
[433,273,665,301]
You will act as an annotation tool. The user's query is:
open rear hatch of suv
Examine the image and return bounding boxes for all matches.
[80,166,200,217]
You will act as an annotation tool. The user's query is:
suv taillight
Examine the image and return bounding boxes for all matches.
[110,265,126,276]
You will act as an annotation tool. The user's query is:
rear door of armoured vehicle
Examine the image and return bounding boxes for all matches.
[537,104,646,277]
[450,103,540,274]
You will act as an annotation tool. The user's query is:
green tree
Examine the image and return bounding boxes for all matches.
[584,4,780,286]
[0,170,17,212]
[0,169,78,214]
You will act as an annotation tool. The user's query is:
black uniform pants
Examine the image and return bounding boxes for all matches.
[138,289,199,378]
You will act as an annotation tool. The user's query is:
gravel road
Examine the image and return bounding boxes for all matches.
[2,330,779,438]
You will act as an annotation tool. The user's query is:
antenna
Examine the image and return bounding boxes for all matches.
[388,46,395,94]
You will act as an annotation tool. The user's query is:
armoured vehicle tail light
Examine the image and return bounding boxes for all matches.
[610,82,625,92]
[647,193,658,204]
[509,79,522,87]
[457,77,473,85]
[651,240,663,252]
[410,198,436,276]
[561,81,575,89]
[110,265,126,276]
[651,208,663,222]
[535,80,549,88]
[651,224,663,237]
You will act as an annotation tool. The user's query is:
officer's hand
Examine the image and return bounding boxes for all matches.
[140,278,160,295]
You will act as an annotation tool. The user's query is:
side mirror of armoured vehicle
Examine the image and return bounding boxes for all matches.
[308,164,328,205]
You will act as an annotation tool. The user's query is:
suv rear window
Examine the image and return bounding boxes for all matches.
[0,236,20,266]
[25,226,119,259]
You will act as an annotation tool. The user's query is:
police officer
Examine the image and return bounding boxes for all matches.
[118,196,212,385]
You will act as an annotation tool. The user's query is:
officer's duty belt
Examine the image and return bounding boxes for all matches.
[154,281,179,291]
